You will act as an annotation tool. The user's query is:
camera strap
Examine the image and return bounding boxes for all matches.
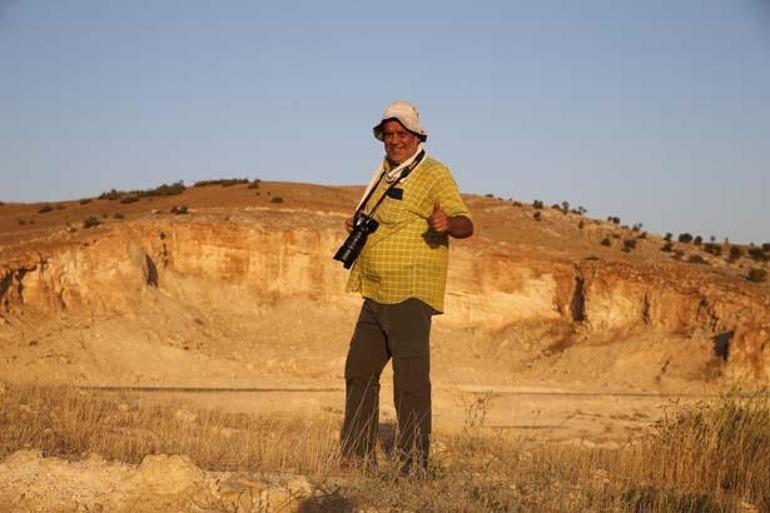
[361,150,425,218]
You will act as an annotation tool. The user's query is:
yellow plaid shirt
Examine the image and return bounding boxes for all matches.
[346,155,471,313]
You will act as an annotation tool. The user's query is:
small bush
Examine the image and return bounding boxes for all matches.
[17,219,26,225]
[82,216,101,229]
[170,205,188,215]
[694,235,703,246]
[601,237,611,247]
[79,198,92,205]
[748,268,767,283]
[533,200,543,209]
[578,220,584,229]
[194,178,248,188]
[747,247,768,262]
[56,204,66,210]
[638,231,648,239]
[120,195,139,204]
[607,216,620,225]
[99,189,123,200]
[622,239,637,252]
[729,245,743,262]
[678,233,693,244]
[38,205,54,214]
[533,211,542,221]
[664,233,673,242]
[113,212,124,219]
[661,242,673,252]
[632,223,643,232]
[484,193,494,198]
[149,181,185,196]
[247,180,261,189]
[763,243,770,252]
[270,196,284,204]
[688,255,707,265]
[512,201,522,207]
[704,243,722,256]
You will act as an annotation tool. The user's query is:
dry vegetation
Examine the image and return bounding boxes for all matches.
[1,384,768,512]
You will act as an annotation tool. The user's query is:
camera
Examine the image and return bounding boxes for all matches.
[333,213,380,269]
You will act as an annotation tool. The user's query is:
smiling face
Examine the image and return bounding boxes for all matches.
[382,119,421,165]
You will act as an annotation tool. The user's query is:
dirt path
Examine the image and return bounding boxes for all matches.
[80,383,722,447]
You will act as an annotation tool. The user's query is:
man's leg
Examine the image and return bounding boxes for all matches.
[341,300,390,464]
[382,298,433,471]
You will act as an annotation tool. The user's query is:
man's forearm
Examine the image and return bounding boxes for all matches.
[447,215,473,239]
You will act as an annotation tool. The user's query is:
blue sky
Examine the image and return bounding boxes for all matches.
[1,1,768,243]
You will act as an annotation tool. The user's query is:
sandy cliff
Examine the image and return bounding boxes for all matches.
[1,183,768,389]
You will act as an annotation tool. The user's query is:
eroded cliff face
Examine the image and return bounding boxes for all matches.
[2,213,767,382]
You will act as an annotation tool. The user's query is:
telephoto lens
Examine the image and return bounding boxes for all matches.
[333,214,379,269]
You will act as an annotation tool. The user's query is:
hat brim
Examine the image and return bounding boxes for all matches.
[373,118,427,142]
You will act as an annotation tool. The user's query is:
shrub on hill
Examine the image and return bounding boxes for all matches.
[79,198,92,205]
[763,243,770,252]
[748,247,768,262]
[533,200,544,209]
[533,211,542,221]
[601,237,611,247]
[661,242,673,252]
[82,216,101,229]
[694,236,702,246]
[703,243,722,256]
[99,181,185,201]
[194,178,249,188]
[729,246,743,262]
[688,255,707,265]
[607,216,621,225]
[113,212,125,219]
[623,239,637,252]
[38,205,54,214]
[678,233,693,244]
[270,196,284,204]
[120,196,139,204]
[664,233,673,242]
[170,205,188,215]
[748,268,767,283]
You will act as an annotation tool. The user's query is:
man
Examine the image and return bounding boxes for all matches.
[340,100,473,472]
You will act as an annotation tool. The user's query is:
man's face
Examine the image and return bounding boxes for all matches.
[382,119,420,165]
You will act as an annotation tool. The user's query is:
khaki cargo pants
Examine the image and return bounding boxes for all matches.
[340,297,434,470]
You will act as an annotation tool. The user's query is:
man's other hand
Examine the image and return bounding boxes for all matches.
[428,200,474,239]
[428,201,450,233]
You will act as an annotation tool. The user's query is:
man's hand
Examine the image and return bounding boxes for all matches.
[344,217,354,234]
[428,200,474,239]
[428,201,450,233]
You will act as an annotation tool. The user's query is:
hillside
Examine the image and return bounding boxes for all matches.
[1,179,769,442]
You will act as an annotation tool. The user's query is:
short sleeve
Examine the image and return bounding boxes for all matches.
[432,166,471,221]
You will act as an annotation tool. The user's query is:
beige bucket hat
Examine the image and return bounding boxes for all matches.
[373,100,428,142]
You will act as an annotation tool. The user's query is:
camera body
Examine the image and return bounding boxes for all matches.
[333,213,380,269]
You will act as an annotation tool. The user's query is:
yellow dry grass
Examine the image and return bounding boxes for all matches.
[1,384,768,512]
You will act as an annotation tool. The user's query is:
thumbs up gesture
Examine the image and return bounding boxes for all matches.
[428,200,450,233]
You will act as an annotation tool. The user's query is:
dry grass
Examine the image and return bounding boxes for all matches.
[1,384,768,512]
